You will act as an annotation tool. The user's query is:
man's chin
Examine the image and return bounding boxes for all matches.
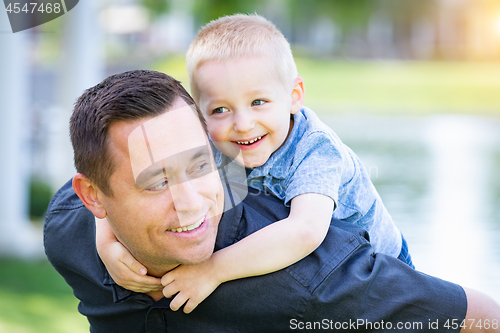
[180,248,214,266]
[163,241,216,268]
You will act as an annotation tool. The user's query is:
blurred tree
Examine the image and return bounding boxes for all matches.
[381,0,436,58]
[290,0,374,34]
[141,0,170,19]
[138,0,492,60]
[29,179,54,220]
[191,0,266,25]
[288,0,437,58]
[140,0,265,25]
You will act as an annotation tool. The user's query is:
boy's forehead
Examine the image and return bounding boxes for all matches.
[195,56,289,88]
[127,104,207,181]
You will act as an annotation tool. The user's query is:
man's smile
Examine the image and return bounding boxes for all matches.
[167,216,206,233]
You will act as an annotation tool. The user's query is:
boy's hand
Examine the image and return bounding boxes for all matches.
[95,217,162,293]
[104,241,163,293]
[161,259,221,314]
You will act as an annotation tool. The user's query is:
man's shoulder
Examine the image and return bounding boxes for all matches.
[44,178,96,269]
[46,178,85,215]
[236,189,371,290]
[286,219,370,292]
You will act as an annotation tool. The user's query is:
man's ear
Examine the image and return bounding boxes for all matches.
[290,77,305,115]
[73,174,107,219]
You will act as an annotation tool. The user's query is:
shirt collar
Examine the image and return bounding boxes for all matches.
[102,264,150,304]
[215,179,245,250]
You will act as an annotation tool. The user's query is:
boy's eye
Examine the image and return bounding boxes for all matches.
[251,100,266,106]
[147,179,168,191]
[212,107,229,114]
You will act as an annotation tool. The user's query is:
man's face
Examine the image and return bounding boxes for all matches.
[97,98,224,274]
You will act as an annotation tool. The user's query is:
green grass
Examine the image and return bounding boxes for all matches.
[151,55,500,116]
[0,259,89,333]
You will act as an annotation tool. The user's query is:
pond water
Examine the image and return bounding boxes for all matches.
[320,113,500,303]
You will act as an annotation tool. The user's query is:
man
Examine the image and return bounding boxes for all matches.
[44,70,500,332]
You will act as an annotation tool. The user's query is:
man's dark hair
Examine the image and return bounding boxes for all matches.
[70,70,206,196]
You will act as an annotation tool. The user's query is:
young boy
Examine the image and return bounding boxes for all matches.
[96,14,413,313]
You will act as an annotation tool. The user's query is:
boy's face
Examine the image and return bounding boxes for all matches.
[194,56,304,168]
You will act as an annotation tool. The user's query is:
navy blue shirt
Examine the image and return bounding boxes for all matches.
[44,179,466,332]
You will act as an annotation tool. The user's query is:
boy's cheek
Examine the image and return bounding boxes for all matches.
[213,141,241,159]
[207,121,224,138]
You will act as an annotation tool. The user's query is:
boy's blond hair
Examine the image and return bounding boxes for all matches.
[186,13,298,101]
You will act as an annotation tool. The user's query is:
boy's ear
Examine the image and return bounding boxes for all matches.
[290,77,305,115]
[73,173,107,219]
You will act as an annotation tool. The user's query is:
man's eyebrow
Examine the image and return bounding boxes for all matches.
[136,164,166,186]
[190,149,210,162]
[135,146,211,184]
[159,147,210,172]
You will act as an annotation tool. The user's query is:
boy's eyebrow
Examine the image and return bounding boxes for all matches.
[206,89,274,105]
[245,88,273,96]
[203,97,226,106]
[240,88,279,100]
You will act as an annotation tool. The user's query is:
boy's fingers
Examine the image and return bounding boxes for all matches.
[115,273,162,293]
[161,273,175,286]
[136,285,163,293]
[121,255,147,275]
[183,299,198,314]
[170,293,188,312]
[162,284,179,298]
[137,275,162,286]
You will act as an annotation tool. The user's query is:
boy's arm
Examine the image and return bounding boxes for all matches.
[162,193,334,313]
[212,193,334,278]
[462,288,500,332]
[95,217,163,292]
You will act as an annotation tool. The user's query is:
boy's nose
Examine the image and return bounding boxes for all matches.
[233,112,255,133]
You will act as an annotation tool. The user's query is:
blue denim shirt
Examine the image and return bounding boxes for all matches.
[217,107,402,257]
[44,179,466,333]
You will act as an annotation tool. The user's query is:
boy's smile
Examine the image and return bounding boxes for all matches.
[194,56,304,168]
[234,134,266,150]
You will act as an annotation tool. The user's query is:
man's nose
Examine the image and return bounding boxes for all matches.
[169,179,203,226]
[233,111,255,133]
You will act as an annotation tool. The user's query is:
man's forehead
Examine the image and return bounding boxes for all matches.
[128,104,207,181]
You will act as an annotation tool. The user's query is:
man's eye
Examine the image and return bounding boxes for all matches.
[196,162,207,171]
[148,179,168,191]
[213,107,229,114]
[251,100,266,106]
[190,162,209,175]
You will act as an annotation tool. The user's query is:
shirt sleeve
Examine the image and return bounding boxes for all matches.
[284,131,350,206]
[301,225,467,332]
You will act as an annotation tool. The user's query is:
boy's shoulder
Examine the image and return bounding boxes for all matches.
[292,107,343,151]
[248,107,347,179]
[266,107,349,173]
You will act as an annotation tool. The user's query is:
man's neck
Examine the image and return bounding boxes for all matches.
[146,290,164,302]
[143,264,178,302]
[147,265,177,278]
